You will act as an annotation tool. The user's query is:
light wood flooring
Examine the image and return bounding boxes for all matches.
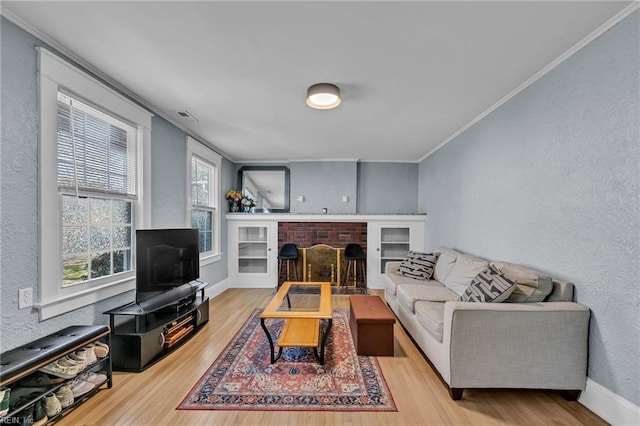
[61,288,607,425]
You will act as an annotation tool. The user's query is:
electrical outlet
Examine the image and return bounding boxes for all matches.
[18,288,33,309]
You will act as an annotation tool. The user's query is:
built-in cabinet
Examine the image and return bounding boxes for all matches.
[366,221,425,288]
[227,215,426,289]
[228,220,277,287]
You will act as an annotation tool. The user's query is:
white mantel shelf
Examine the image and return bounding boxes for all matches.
[225,213,427,222]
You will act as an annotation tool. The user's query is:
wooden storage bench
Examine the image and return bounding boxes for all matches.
[349,295,396,356]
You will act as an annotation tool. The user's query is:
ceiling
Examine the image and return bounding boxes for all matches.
[2,1,632,162]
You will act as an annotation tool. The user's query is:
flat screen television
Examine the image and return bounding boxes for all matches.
[135,228,199,304]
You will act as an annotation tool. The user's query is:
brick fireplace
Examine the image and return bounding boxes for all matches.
[278,222,367,251]
[277,222,367,287]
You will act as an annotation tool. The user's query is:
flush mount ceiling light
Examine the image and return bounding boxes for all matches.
[306,83,341,110]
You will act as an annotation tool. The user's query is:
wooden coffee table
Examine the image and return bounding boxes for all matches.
[260,281,333,364]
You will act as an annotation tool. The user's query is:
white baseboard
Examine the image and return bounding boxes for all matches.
[580,378,640,425]
[205,278,230,300]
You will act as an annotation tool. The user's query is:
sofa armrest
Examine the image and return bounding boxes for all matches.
[385,261,401,274]
[442,301,590,391]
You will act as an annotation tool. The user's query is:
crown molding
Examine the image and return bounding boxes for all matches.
[418,2,640,163]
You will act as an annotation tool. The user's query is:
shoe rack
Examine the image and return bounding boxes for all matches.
[105,286,209,371]
[0,325,112,425]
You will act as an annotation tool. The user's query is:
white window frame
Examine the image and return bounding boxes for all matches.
[186,136,222,265]
[37,47,152,320]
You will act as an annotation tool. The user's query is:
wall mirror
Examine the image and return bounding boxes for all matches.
[238,166,290,213]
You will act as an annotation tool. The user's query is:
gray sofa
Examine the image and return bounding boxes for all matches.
[384,247,590,400]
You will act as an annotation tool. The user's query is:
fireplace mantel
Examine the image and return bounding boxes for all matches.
[226,214,426,223]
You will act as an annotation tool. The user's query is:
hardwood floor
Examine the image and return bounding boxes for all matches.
[62,288,607,425]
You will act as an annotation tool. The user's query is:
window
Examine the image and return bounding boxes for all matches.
[38,47,152,320]
[187,137,221,265]
[192,157,213,252]
[57,93,136,286]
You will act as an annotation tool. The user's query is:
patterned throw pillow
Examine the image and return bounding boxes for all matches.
[460,264,517,303]
[396,251,438,280]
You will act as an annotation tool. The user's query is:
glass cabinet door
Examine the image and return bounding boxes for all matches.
[379,227,410,274]
[237,226,268,274]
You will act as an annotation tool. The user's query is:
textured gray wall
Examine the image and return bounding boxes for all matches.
[289,161,358,214]
[234,161,420,215]
[150,116,188,228]
[0,17,133,351]
[0,18,230,350]
[357,162,419,214]
[418,12,639,404]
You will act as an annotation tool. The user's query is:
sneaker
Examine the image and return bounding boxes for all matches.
[0,387,9,417]
[58,356,84,374]
[39,357,81,379]
[19,372,66,387]
[33,399,48,426]
[83,344,98,365]
[93,341,109,358]
[78,372,107,386]
[69,349,87,370]
[55,385,74,408]
[69,379,94,398]
[44,393,62,417]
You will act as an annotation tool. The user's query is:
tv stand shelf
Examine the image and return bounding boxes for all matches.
[105,282,209,372]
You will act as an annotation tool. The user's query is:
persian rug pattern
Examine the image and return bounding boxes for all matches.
[178,309,396,411]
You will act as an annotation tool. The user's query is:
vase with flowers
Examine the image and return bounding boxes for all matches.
[240,196,256,213]
[225,190,242,212]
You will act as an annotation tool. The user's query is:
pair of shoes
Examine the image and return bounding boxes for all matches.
[68,379,94,398]
[19,372,66,387]
[68,349,88,370]
[39,356,82,379]
[55,385,74,408]
[82,344,98,365]
[78,372,107,386]
[44,393,62,417]
[0,387,10,417]
[32,399,48,426]
[93,341,109,358]
[9,392,46,426]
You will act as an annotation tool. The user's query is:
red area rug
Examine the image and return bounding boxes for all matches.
[177,309,396,412]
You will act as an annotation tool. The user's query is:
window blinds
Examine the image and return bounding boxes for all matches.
[57,92,138,197]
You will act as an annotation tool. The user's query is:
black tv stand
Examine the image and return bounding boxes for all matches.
[104,281,209,371]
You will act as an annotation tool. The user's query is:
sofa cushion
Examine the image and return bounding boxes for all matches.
[433,247,459,282]
[415,301,445,342]
[491,261,553,303]
[396,251,438,280]
[460,265,517,303]
[397,283,459,313]
[384,271,429,296]
[442,253,489,296]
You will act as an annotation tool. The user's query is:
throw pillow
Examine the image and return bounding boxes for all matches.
[460,264,517,303]
[396,251,438,280]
